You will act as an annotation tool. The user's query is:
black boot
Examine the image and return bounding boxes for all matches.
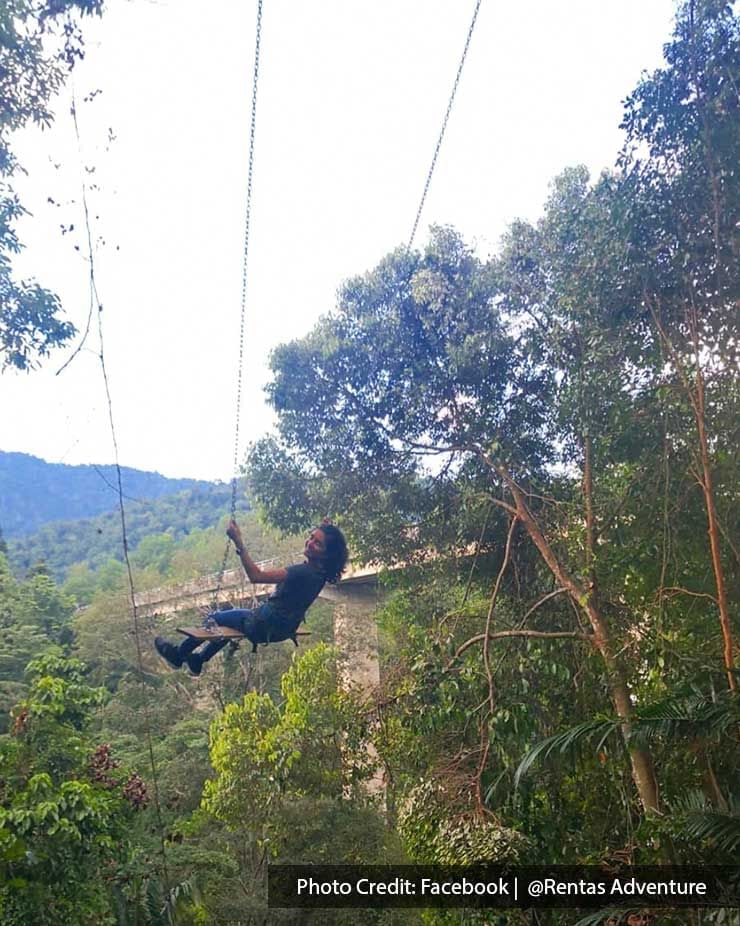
[185,653,203,676]
[155,637,183,670]
[182,639,226,677]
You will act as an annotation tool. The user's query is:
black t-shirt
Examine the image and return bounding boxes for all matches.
[268,562,326,621]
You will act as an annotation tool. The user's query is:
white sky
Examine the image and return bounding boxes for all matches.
[4,0,676,481]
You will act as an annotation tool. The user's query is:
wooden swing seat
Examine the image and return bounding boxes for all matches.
[175,626,311,652]
[177,627,311,640]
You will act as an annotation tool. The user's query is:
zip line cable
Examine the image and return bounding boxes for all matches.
[391,0,484,380]
[69,91,172,903]
[214,0,264,604]
[408,0,483,250]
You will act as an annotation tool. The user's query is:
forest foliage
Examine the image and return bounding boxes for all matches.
[246,0,739,909]
[1,1,739,924]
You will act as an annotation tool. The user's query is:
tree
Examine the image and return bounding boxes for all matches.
[619,0,739,691]
[0,655,146,924]
[0,0,103,372]
[0,552,74,731]
[201,644,390,920]
[247,222,665,813]
[247,5,739,823]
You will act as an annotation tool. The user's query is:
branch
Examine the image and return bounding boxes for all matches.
[717,517,740,566]
[661,586,719,605]
[406,444,463,457]
[482,515,517,716]
[55,92,96,376]
[522,307,551,335]
[483,496,518,517]
[357,400,469,458]
[455,628,591,661]
[519,587,568,624]
[647,293,701,418]
[474,720,491,815]
[597,461,656,541]
[462,502,494,607]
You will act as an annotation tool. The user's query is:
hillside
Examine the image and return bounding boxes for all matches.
[6,482,238,580]
[0,450,216,538]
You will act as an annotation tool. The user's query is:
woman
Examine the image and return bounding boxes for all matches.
[154,518,348,676]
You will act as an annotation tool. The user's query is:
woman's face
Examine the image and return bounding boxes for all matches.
[304,528,327,561]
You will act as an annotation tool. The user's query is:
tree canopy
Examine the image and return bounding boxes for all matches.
[248,0,738,830]
[0,0,103,372]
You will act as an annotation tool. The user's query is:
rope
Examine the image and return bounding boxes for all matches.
[392,0,484,396]
[408,0,483,250]
[68,94,172,898]
[214,0,264,605]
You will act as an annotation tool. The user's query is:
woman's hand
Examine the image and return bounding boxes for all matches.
[227,519,243,546]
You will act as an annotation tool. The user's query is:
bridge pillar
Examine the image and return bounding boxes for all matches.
[320,582,385,801]
[320,583,380,690]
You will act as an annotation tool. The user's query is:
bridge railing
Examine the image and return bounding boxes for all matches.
[194,552,305,590]
[133,552,305,610]
[133,552,381,616]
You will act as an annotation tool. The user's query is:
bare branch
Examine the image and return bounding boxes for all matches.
[717,517,740,566]
[519,587,568,624]
[482,516,517,716]
[647,293,701,418]
[474,720,491,814]
[454,628,590,661]
[462,503,493,607]
[661,586,719,605]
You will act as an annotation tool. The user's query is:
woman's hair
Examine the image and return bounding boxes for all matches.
[319,523,348,584]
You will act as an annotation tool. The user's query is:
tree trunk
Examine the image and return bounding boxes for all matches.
[650,296,736,692]
[583,431,598,601]
[482,453,661,813]
[580,434,660,807]
[693,361,736,692]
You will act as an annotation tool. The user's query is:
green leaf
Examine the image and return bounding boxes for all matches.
[514,719,620,786]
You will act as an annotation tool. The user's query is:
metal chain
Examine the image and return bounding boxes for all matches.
[407,0,483,251]
[215,0,264,604]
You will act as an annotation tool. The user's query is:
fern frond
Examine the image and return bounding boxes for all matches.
[163,876,200,925]
[145,878,160,923]
[684,810,740,853]
[514,719,620,786]
[628,690,740,747]
[671,788,711,814]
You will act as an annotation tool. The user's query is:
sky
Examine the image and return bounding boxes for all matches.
[4,0,677,482]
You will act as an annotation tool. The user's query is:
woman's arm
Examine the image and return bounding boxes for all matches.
[227,519,288,584]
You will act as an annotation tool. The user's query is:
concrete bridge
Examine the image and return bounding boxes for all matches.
[134,555,382,619]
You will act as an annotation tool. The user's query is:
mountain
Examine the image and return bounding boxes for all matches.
[6,482,238,580]
[0,451,217,538]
